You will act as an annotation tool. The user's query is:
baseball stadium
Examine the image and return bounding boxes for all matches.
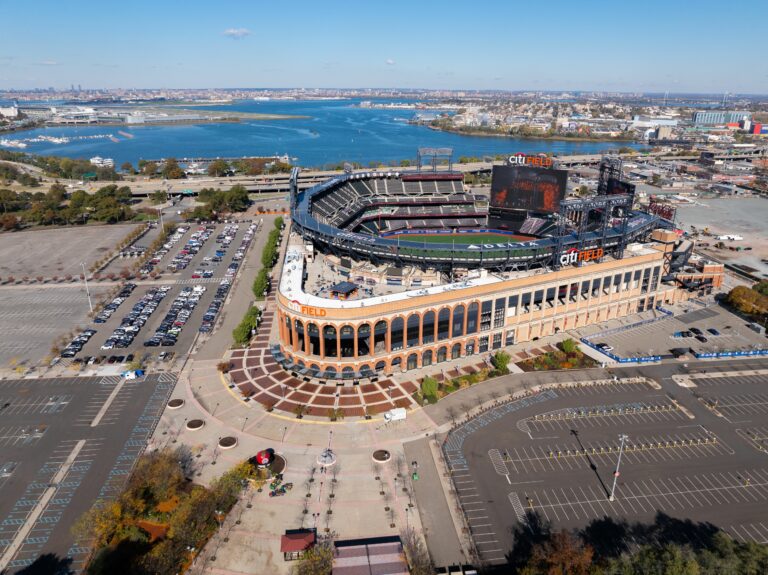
[229,150,726,416]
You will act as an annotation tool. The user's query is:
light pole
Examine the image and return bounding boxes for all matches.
[81,262,93,312]
[609,434,628,502]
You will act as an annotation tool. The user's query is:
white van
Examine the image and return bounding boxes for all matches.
[384,407,407,422]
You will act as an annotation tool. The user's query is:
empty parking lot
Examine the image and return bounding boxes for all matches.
[0,373,176,573]
[442,362,768,565]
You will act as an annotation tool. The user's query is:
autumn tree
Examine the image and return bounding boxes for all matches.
[521,530,594,575]
[207,159,230,177]
[161,158,185,180]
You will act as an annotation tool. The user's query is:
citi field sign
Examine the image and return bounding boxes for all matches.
[507,153,554,168]
[289,299,327,317]
[560,247,604,267]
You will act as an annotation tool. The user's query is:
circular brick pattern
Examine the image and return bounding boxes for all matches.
[186,419,205,431]
[218,436,237,449]
[372,449,391,463]
[168,398,185,409]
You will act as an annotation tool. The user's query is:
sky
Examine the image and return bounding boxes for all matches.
[1,0,766,93]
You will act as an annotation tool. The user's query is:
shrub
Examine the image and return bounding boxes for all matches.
[421,376,439,403]
[560,338,578,354]
[217,361,232,373]
[491,350,511,374]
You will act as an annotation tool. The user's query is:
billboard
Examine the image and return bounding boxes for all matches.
[605,178,636,197]
[490,165,567,213]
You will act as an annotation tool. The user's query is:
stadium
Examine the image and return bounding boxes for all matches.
[271,150,725,382]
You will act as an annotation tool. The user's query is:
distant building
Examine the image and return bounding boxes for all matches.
[0,104,19,118]
[655,125,673,139]
[692,111,751,125]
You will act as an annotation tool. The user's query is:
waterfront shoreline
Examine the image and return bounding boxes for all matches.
[423,124,638,143]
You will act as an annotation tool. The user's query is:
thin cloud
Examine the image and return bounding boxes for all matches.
[385,59,396,66]
[36,60,59,66]
[223,28,252,39]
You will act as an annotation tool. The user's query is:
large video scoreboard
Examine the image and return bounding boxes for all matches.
[490,165,567,213]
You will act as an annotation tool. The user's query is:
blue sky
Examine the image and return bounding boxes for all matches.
[1,0,766,93]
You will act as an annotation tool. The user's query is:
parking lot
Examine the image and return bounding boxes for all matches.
[0,286,109,367]
[592,305,767,360]
[70,221,260,365]
[0,373,175,573]
[442,365,768,565]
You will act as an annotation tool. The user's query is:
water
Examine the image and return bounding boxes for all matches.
[2,99,645,167]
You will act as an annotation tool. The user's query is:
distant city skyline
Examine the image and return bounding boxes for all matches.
[1,0,766,93]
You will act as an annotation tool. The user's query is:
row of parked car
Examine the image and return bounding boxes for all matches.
[200,279,231,333]
[101,286,170,350]
[167,226,215,273]
[144,286,205,347]
[60,329,98,358]
[139,226,188,276]
[94,283,137,324]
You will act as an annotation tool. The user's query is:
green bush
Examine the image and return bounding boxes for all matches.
[232,306,261,346]
[252,268,269,300]
[491,350,511,374]
[421,376,438,402]
[560,338,578,354]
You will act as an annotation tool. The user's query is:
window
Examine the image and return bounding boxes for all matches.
[451,343,461,359]
[492,333,502,349]
[602,277,610,296]
[545,287,556,308]
[580,280,589,300]
[651,266,661,291]
[308,323,320,356]
[422,349,433,367]
[375,360,386,372]
[452,305,465,338]
[437,346,447,363]
[390,318,403,351]
[294,319,305,352]
[374,320,387,353]
[633,269,641,289]
[284,316,292,346]
[357,323,371,357]
[340,325,355,358]
[437,308,450,341]
[533,290,544,311]
[466,302,479,334]
[493,298,505,328]
[342,366,354,378]
[406,314,420,348]
[465,342,475,356]
[479,336,489,353]
[422,311,436,344]
[641,268,651,294]
[521,292,531,314]
[323,325,337,357]
[508,295,518,316]
[613,274,622,294]
[407,353,418,370]
[623,272,631,291]
[480,300,493,331]
[505,329,515,346]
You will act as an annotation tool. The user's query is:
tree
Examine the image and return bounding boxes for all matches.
[142,161,159,177]
[0,213,19,231]
[161,158,185,180]
[120,161,135,174]
[421,376,438,402]
[207,159,230,177]
[292,537,334,575]
[560,338,578,354]
[150,190,168,205]
[491,350,511,374]
[521,530,594,575]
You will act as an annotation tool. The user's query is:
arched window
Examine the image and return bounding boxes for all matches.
[308,323,320,356]
[451,343,461,359]
[297,360,305,369]
[422,311,435,344]
[437,308,450,341]
[391,357,402,368]
[357,323,371,357]
[294,319,305,353]
[309,364,320,376]
[284,315,292,346]
[375,360,386,372]
[407,353,418,370]
[466,302,479,335]
[374,320,388,353]
[342,366,355,379]
[406,314,420,348]
[437,346,447,363]
[323,325,337,358]
[452,305,465,338]
[422,349,433,367]
[340,325,355,358]
[359,364,371,375]
[390,317,404,351]
[325,366,337,375]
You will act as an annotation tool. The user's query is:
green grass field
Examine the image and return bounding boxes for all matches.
[394,233,526,244]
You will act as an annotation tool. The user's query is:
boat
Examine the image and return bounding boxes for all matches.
[0,138,27,149]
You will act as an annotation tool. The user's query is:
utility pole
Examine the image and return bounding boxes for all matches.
[81,262,93,312]
[609,434,628,501]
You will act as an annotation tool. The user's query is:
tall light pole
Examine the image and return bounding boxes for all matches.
[609,434,628,502]
[81,262,93,312]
